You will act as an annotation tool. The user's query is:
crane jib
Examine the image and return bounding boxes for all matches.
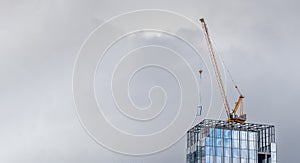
[199,18,246,123]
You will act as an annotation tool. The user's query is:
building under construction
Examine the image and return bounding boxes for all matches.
[187,18,277,163]
[186,119,276,163]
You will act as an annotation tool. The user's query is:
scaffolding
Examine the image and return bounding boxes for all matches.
[187,119,276,163]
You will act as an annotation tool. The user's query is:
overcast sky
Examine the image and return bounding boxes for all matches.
[1,0,300,162]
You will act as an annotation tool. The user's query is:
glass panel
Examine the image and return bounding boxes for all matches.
[271,143,276,152]
[249,159,256,163]
[201,147,205,157]
[224,129,231,138]
[233,158,239,163]
[216,147,222,156]
[241,131,247,140]
[232,148,239,158]
[216,156,222,163]
[224,148,231,157]
[205,137,213,146]
[241,140,247,149]
[241,158,247,163]
[232,139,239,148]
[224,157,230,163]
[215,129,222,138]
[232,130,239,139]
[224,138,231,147]
[209,128,214,137]
[249,141,256,149]
[241,149,248,159]
[272,152,277,162]
[249,132,256,140]
[216,138,223,146]
[206,146,214,156]
[205,146,210,156]
[249,150,256,159]
[205,155,210,163]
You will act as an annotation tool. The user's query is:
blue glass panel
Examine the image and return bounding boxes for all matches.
[205,137,213,146]
[205,146,210,156]
[216,147,222,156]
[215,129,222,138]
[224,129,231,138]
[205,146,214,156]
[206,155,210,163]
[216,138,223,146]
[224,138,231,147]
[209,128,214,137]
[232,148,239,158]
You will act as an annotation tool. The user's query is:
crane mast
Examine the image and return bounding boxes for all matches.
[199,18,246,123]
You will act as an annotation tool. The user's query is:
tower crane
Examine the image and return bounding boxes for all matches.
[199,18,246,123]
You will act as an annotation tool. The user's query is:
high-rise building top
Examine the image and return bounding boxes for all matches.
[187,119,276,163]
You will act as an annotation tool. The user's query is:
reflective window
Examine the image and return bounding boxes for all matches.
[224,129,231,138]
[249,132,256,140]
[216,147,222,156]
[205,146,213,156]
[224,138,231,147]
[205,156,210,163]
[232,130,239,139]
[241,158,247,163]
[249,150,256,159]
[209,128,214,137]
[215,129,222,138]
[224,148,231,157]
[205,137,213,146]
[240,131,247,140]
[233,158,239,163]
[241,149,248,158]
[271,143,276,152]
[232,148,239,158]
[232,139,239,148]
[216,156,222,163]
[241,140,247,149]
[224,157,230,163]
[216,138,222,146]
[249,141,256,149]
[186,126,269,163]
[249,159,256,163]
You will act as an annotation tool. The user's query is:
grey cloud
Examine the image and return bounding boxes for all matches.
[0,0,299,162]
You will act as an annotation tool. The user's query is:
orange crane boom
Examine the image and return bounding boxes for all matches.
[199,18,247,123]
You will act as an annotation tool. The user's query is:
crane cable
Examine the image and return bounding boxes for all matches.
[211,38,246,118]
[200,19,231,117]
[209,35,245,119]
[210,38,243,97]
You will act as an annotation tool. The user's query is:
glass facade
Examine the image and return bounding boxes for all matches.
[187,119,276,163]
